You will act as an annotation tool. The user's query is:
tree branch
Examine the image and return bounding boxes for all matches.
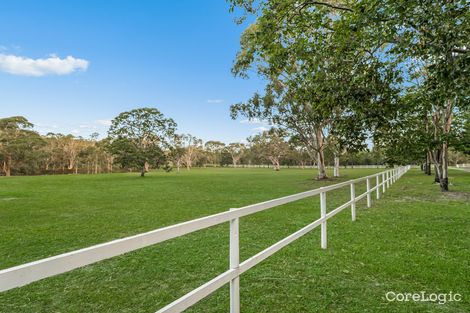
[304,1,353,12]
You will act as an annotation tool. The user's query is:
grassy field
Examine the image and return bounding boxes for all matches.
[0,168,469,312]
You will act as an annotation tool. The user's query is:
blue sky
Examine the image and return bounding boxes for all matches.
[0,1,267,143]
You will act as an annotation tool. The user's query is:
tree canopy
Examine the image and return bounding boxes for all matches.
[229,0,469,190]
[107,108,177,176]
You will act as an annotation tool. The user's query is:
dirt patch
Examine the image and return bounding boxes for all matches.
[440,192,470,202]
[394,196,427,203]
[1,197,18,201]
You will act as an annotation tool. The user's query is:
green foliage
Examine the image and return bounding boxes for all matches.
[230,0,469,189]
[248,128,289,170]
[107,108,177,175]
[230,0,401,177]
[453,111,470,155]
[0,116,45,176]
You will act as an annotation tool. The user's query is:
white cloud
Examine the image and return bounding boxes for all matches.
[0,53,89,76]
[95,119,112,126]
[240,118,270,125]
[252,126,269,133]
[207,99,224,104]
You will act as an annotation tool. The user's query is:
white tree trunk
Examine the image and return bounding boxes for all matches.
[334,156,340,177]
[315,127,327,179]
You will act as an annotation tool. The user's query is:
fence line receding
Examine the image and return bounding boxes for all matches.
[0,166,411,313]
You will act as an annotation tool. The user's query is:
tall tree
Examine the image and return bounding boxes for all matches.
[180,134,203,170]
[362,0,469,190]
[226,143,246,166]
[288,137,312,169]
[204,141,226,166]
[107,108,177,176]
[248,128,289,171]
[168,134,186,172]
[0,116,44,176]
[230,0,399,179]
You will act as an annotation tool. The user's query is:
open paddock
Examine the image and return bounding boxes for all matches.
[0,168,469,312]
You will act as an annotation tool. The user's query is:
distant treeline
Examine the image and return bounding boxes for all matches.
[2,115,469,177]
[0,115,396,176]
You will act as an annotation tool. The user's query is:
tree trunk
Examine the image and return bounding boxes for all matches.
[68,158,75,170]
[434,149,441,183]
[440,143,449,191]
[434,165,440,183]
[425,152,432,175]
[334,156,340,177]
[3,156,12,177]
[107,156,114,173]
[232,156,238,167]
[140,166,145,177]
[439,100,452,192]
[315,127,327,179]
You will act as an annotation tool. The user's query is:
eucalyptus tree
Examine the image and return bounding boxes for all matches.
[454,111,470,156]
[248,128,289,171]
[60,134,81,172]
[204,140,226,166]
[42,133,64,172]
[226,143,246,166]
[288,137,312,169]
[180,134,203,170]
[230,0,399,179]
[359,0,469,190]
[405,2,466,191]
[0,116,44,176]
[168,134,185,172]
[107,108,177,176]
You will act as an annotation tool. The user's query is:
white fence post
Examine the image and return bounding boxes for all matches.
[382,173,386,193]
[350,183,356,221]
[366,178,371,208]
[386,171,390,188]
[229,209,240,313]
[320,191,327,249]
[376,175,380,200]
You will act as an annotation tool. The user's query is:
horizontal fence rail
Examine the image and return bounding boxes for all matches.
[226,164,386,169]
[0,166,411,313]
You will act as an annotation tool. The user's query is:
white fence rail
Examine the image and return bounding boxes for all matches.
[0,166,411,312]
[227,164,386,169]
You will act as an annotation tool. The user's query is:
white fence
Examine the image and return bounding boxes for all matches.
[227,164,386,169]
[0,166,410,312]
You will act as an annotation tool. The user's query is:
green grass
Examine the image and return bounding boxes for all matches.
[0,168,469,312]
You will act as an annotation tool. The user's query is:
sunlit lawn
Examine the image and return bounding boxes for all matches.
[0,168,469,312]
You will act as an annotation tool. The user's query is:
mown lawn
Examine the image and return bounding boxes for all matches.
[0,168,469,312]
